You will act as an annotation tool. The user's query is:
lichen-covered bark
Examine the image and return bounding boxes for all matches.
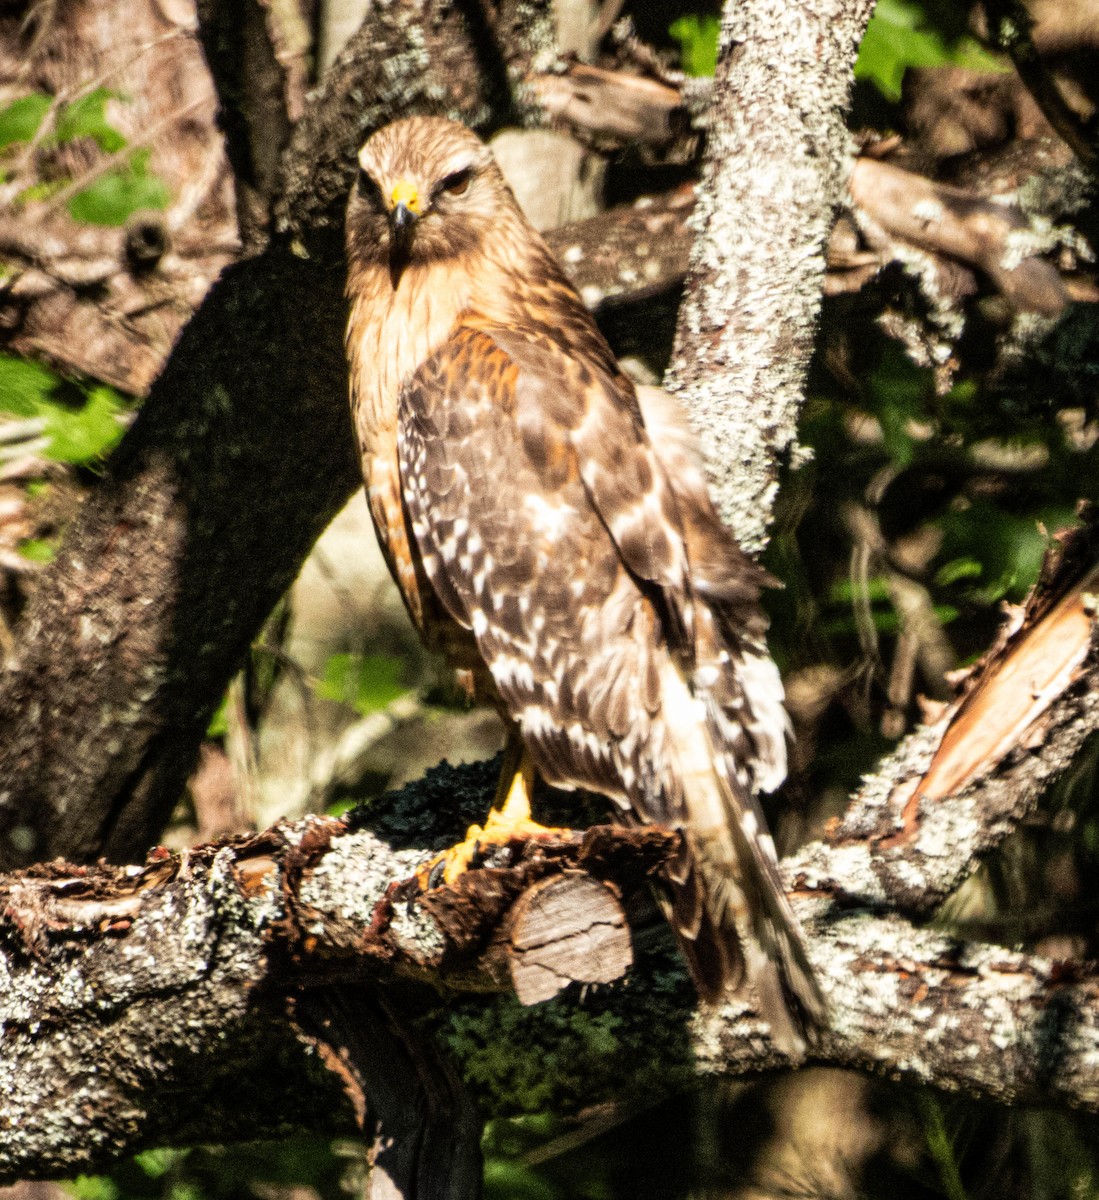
[7,749,1099,1183]
[667,0,876,551]
[0,796,673,1182]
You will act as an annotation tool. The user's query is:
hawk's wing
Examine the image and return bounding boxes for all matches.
[397,322,693,806]
[397,321,823,1048]
[398,322,784,795]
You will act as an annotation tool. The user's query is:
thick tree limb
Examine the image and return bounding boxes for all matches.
[7,680,1099,1184]
[666,0,877,552]
[0,795,675,1182]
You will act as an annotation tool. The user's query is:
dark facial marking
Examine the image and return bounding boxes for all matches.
[356,166,384,210]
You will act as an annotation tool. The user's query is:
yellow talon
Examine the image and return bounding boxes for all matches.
[418,738,566,887]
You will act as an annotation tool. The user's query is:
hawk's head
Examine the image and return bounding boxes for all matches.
[347,117,514,279]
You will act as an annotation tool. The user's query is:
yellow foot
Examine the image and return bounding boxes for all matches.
[418,745,566,887]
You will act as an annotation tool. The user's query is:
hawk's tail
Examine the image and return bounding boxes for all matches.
[658,662,828,1058]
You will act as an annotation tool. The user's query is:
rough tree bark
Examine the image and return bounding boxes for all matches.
[667,0,877,552]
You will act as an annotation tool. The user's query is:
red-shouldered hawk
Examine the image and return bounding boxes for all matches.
[345,116,826,1053]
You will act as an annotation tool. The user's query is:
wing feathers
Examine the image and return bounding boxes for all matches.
[397,318,823,1049]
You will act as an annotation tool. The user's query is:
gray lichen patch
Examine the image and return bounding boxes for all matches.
[667,0,876,553]
[298,826,423,929]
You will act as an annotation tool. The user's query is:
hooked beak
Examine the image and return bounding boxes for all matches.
[388,180,421,271]
[390,201,416,261]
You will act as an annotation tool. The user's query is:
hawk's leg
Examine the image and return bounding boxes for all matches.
[420,729,566,887]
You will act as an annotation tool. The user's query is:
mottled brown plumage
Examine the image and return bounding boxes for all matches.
[345,116,826,1052]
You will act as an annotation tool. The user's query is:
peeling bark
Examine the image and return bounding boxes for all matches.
[7,731,1099,1182]
[0,802,673,1182]
[804,517,1099,916]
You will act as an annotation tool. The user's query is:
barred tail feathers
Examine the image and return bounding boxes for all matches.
[658,658,827,1057]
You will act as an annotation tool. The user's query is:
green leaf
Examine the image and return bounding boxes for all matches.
[866,345,933,466]
[855,0,1006,102]
[15,178,69,206]
[829,575,891,605]
[314,652,406,715]
[0,354,127,464]
[67,148,169,226]
[934,557,983,586]
[66,1177,118,1200]
[0,353,58,415]
[669,13,721,77]
[42,384,126,464]
[0,92,51,150]
[54,88,127,153]
[483,1160,561,1200]
[17,537,56,563]
[133,1148,186,1179]
[206,694,229,740]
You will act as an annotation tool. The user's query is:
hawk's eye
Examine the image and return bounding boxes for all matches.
[438,167,472,198]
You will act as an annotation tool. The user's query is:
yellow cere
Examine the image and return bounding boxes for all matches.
[389,179,422,214]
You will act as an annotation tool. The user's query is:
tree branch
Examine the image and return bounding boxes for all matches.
[7,689,1099,1184]
[666,0,877,552]
[0,793,674,1182]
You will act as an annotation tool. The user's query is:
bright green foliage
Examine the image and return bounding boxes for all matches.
[45,384,128,462]
[668,13,721,76]
[0,353,56,411]
[17,537,56,563]
[205,694,229,739]
[0,92,51,149]
[53,88,128,153]
[313,651,408,716]
[0,86,170,225]
[68,147,170,226]
[69,1175,119,1200]
[855,0,1005,101]
[0,353,127,464]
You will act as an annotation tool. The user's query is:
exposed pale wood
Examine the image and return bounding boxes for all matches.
[507,874,632,1004]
